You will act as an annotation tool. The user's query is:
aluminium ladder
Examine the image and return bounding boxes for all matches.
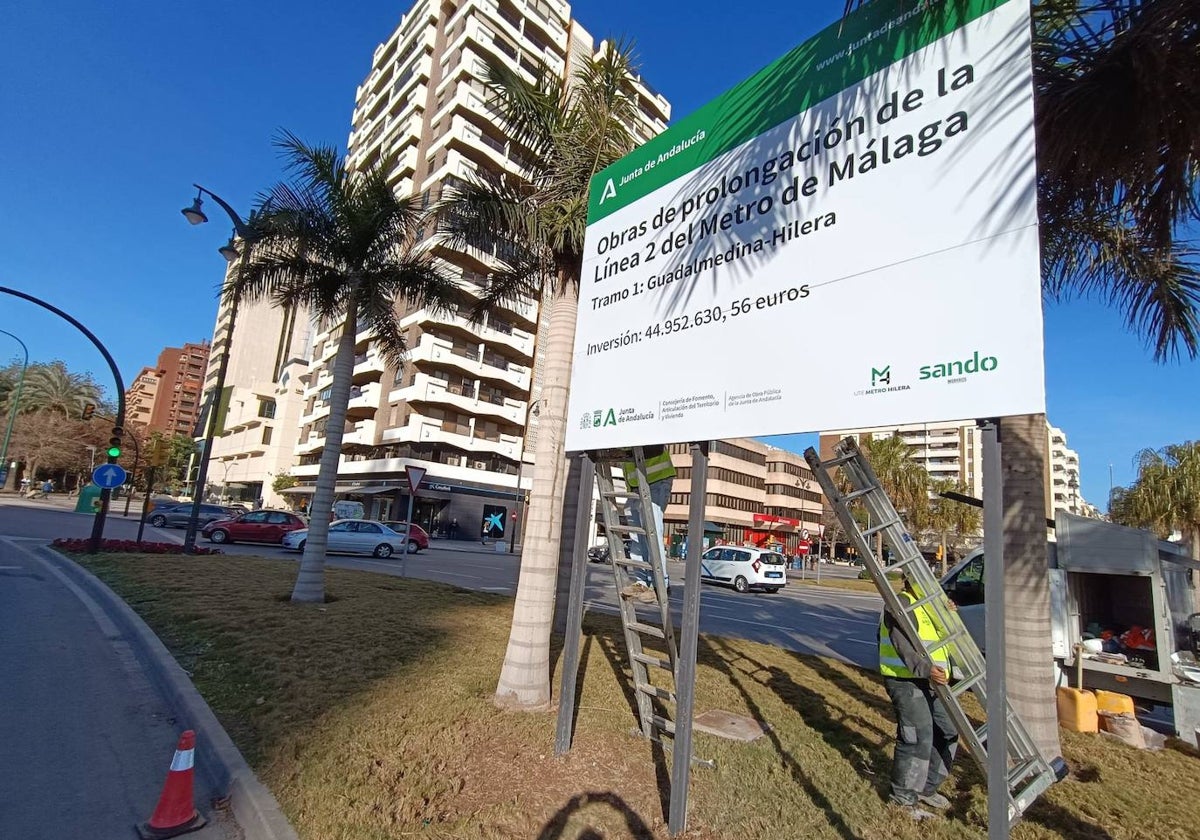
[805,437,1057,825]
[592,447,681,742]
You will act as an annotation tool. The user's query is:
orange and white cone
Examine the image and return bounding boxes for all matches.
[137,730,207,839]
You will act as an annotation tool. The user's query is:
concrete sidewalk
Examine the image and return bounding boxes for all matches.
[0,530,302,840]
[0,537,238,839]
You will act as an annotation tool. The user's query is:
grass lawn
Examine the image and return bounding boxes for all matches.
[791,576,901,594]
[78,553,1199,840]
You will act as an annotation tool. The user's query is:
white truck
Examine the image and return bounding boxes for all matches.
[940,511,1200,745]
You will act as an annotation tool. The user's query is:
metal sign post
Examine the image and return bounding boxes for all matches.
[554,455,597,755]
[669,441,709,835]
[401,465,427,566]
[981,420,1009,840]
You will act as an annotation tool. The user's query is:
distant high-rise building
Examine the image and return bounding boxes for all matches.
[196,287,311,508]
[286,0,671,533]
[125,342,209,438]
[822,418,1092,521]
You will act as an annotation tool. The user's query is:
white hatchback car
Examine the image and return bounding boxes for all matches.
[700,545,788,593]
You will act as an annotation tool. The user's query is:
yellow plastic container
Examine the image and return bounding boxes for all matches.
[1056,686,1099,733]
[1094,690,1135,716]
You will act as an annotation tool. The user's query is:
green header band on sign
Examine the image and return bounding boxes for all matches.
[587,0,1007,223]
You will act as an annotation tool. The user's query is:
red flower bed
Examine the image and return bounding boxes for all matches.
[51,538,222,555]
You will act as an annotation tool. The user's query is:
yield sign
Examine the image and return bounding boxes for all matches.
[405,465,427,495]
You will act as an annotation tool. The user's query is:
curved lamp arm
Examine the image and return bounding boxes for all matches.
[193,184,256,240]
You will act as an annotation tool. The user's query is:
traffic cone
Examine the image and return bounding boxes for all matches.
[136,730,207,839]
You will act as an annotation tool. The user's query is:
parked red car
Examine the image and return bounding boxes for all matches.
[202,510,307,545]
[382,521,430,552]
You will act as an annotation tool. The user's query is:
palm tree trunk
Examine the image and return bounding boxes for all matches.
[1001,413,1062,760]
[291,297,359,604]
[495,278,578,709]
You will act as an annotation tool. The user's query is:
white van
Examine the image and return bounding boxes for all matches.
[700,545,788,593]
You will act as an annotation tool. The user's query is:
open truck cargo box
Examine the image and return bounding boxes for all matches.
[1056,512,1198,704]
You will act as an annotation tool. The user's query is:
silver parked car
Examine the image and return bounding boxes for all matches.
[281,519,417,558]
[146,503,232,529]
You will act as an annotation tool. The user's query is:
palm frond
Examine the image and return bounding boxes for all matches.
[483,58,562,160]
[1042,208,1200,361]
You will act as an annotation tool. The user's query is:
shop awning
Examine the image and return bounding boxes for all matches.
[679,521,726,534]
[279,484,397,497]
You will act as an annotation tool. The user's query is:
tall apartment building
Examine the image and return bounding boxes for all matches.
[198,290,311,508]
[288,0,670,534]
[655,439,824,557]
[821,418,1092,521]
[820,421,985,499]
[1047,424,1086,516]
[125,342,209,437]
[125,367,160,430]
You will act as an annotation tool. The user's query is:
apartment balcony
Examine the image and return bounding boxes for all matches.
[446,118,523,179]
[295,429,326,455]
[299,400,332,426]
[458,280,538,328]
[403,421,521,460]
[515,0,568,47]
[406,337,531,391]
[407,377,525,425]
[383,145,419,186]
[343,419,378,447]
[352,351,386,384]
[304,369,334,398]
[346,383,381,420]
[420,308,534,359]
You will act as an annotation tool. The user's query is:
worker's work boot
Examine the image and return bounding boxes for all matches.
[620,582,657,603]
[918,792,951,810]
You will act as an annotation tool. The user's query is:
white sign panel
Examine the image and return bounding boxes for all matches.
[565,0,1042,451]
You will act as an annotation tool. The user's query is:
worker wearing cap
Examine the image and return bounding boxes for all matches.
[879,578,959,818]
[619,445,675,603]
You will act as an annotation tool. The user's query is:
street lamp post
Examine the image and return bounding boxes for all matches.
[180,185,259,552]
[0,329,28,491]
[508,398,542,554]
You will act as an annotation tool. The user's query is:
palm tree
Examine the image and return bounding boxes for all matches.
[855,434,930,560]
[927,479,982,575]
[1111,442,1200,560]
[437,46,642,709]
[19,361,101,417]
[231,132,462,603]
[844,0,1200,761]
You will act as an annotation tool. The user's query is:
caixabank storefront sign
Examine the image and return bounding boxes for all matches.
[566,0,1043,451]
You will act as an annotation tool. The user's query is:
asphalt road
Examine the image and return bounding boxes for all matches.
[0,532,232,839]
[0,498,882,668]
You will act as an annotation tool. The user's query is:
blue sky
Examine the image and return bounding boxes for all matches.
[1,0,1195,507]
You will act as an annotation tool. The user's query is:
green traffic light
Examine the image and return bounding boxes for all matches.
[106,446,121,458]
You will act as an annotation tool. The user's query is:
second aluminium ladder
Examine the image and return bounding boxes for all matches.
[593,447,681,742]
[805,437,1058,825]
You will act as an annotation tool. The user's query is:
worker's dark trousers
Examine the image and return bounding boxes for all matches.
[884,676,959,805]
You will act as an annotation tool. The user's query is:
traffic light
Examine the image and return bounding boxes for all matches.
[149,439,169,467]
[107,426,123,459]
[81,402,96,421]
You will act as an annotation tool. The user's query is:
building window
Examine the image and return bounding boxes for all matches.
[713,440,767,465]
[262,427,273,445]
[258,399,276,419]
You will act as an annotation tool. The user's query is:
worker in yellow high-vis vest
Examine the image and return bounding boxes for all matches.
[879,579,959,820]
[619,445,676,604]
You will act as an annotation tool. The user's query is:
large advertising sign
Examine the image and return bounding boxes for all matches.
[565,0,1042,451]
